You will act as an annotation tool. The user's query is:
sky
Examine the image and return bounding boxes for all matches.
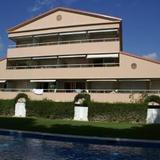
[0,0,160,60]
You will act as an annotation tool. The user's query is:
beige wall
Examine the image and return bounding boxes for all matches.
[11,10,119,33]
[1,53,160,80]
[9,23,120,38]
[7,41,120,58]
[0,91,155,103]
[118,54,160,78]
[0,60,7,74]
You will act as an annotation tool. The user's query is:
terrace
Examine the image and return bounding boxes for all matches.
[9,29,119,48]
[7,53,120,69]
[0,88,160,94]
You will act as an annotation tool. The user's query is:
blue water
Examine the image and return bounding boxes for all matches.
[0,134,159,160]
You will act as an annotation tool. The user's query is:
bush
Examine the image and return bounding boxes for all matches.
[74,93,91,106]
[144,95,160,104]
[27,100,74,119]
[0,98,148,123]
[89,102,147,123]
[0,100,14,116]
[14,93,29,105]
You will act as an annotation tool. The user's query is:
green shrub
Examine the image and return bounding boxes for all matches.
[14,93,29,105]
[88,102,147,123]
[74,93,91,106]
[0,100,14,116]
[27,100,74,119]
[0,97,148,123]
[144,95,160,104]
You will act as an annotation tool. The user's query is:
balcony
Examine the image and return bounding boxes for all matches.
[7,62,119,70]
[8,28,120,58]
[9,37,119,48]
[0,88,159,94]
[9,28,119,48]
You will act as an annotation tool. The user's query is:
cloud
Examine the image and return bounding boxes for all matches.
[143,52,160,60]
[29,0,78,13]
[29,0,53,12]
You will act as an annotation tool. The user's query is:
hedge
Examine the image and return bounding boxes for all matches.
[88,103,147,123]
[27,100,74,119]
[0,99,147,123]
[144,95,160,104]
[0,100,14,116]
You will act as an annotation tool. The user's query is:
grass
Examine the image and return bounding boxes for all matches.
[0,117,160,140]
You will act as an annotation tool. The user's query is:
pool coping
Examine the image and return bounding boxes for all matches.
[0,128,160,148]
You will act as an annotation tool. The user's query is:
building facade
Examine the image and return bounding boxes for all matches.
[0,7,160,102]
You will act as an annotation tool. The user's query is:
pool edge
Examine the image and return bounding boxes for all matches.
[0,128,160,148]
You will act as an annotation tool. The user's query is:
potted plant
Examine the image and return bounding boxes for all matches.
[73,93,91,121]
[145,95,160,124]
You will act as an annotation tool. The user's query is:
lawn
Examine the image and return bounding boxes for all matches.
[0,117,160,140]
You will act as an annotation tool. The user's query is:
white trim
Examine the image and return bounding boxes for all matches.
[58,55,86,58]
[60,31,87,36]
[12,36,32,39]
[87,79,117,82]
[118,79,151,82]
[88,29,117,33]
[34,33,58,38]
[0,80,6,83]
[9,58,31,61]
[87,54,119,59]
[32,56,57,60]
[30,80,56,83]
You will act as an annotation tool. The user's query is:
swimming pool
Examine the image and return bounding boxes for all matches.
[0,130,160,160]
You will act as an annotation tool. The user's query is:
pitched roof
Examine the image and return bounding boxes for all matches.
[8,7,122,32]
[121,51,160,65]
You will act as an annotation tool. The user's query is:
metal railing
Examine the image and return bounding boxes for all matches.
[7,63,119,70]
[9,37,119,48]
[0,88,159,94]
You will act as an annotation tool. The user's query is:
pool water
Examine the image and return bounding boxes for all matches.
[0,134,160,160]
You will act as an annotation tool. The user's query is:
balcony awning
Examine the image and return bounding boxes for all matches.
[32,56,57,60]
[9,57,31,61]
[58,55,86,58]
[88,29,118,33]
[34,33,58,38]
[60,31,87,36]
[118,79,151,82]
[87,54,119,59]
[0,80,6,83]
[30,80,56,83]
[87,79,117,82]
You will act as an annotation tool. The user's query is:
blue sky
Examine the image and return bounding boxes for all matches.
[0,0,160,60]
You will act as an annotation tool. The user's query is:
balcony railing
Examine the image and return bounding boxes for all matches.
[9,37,119,48]
[0,88,159,94]
[7,63,119,70]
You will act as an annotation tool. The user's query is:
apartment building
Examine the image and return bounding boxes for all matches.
[0,7,160,102]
